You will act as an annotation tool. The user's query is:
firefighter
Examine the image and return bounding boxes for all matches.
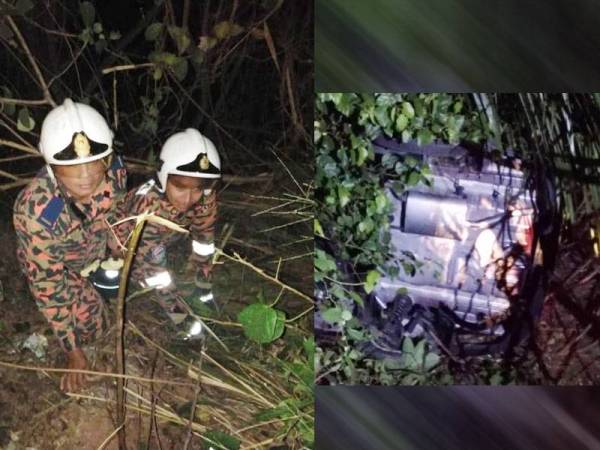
[111,128,219,340]
[13,99,127,392]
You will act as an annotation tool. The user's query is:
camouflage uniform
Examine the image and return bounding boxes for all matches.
[111,179,216,313]
[13,157,127,353]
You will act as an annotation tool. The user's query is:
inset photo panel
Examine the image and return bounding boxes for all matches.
[315,93,600,386]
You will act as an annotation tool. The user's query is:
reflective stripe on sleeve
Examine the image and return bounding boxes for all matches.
[143,271,173,289]
[192,240,215,256]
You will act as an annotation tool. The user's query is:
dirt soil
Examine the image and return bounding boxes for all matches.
[0,168,312,450]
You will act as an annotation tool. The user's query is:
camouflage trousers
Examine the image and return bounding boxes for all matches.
[40,272,109,353]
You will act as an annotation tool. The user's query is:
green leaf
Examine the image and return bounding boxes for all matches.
[402,336,415,354]
[396,287,408,296]
[80,1,95,27]
[333,93,356,117]
[413,339,426,363]
[404,155,418,168]
[321,307,343,324]
[406,171,420,186]
[489,372,504,385]
[314,219,324,237]
[453,101,463,114]
[356,145,369,166]
[381,153,397,169]
[212,21,243,41]
[303,337,315,368]
[401,102,415,119]
[357,218,374,234]
[202,430,240,450]
[17,107,34,132]
[395,113,408,132]
[349,291,364,307]
[375,105,391,128]
[424,352,440,370]
[168,26,191,54]
[417,129,433,145]
[341,310,353,321]
[364,270,380,294]
[255,403,292,421]
[171,58,189,80]
[152,67,163,81]
[337,185,350,208]
[145,22,164,41]
[375,193,387,214]
[15,0,34,15]
[109,30,121,40]
[237,303,285,344]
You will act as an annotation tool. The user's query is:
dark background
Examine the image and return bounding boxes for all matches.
[316,386,600,450]
[316,0,600,91]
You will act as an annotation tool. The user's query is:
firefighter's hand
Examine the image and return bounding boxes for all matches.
[60,348,88,393]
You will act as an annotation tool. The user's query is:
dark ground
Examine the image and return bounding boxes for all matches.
[0,165,313,449]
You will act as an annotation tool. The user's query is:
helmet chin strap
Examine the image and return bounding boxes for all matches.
[46,164,56,182]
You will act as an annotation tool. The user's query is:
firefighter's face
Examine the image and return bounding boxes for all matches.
[165,175,207,212]
[53,159,106,202]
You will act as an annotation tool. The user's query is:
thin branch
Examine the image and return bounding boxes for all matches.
[101,63,155,75]
[6,16,56,107]
[47,42,87,88]
[0,178,31,191]
[0,154,40,163]
[0,97,49,106]
[285,306,314,323]
[96,424,124,450]
[0,138,38,154]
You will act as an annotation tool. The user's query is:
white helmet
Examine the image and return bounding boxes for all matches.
[157,128,221,192]
[39,98,113,168]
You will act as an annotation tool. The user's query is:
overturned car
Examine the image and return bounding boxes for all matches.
[317,138,560,358]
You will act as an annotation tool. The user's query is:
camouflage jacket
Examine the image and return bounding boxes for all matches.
[111,179,217,298]
[13,157,127,352]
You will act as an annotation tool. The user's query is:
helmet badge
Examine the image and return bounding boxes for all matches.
[199,154,210,170]
[73,133,91,158]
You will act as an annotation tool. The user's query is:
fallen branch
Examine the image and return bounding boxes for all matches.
[0,360,195,387]
[96,424,124,450]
